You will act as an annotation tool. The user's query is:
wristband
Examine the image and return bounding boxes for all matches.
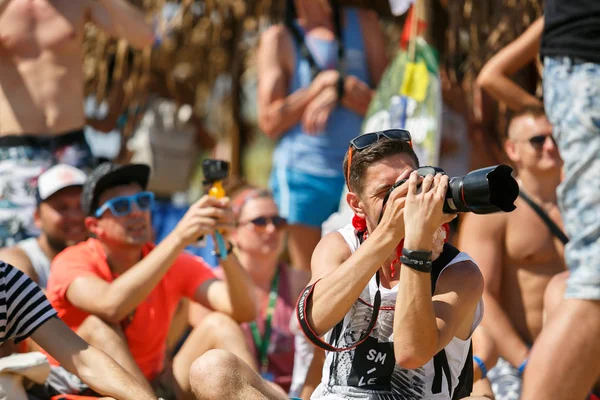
[402,248,433,261]
[473,355,488,380]
[400,255,432,273]
[518,358,528,375]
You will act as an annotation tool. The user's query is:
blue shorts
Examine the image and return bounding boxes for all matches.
[543,57,600,300]
[269,167,345,228]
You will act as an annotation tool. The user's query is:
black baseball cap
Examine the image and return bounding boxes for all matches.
[81,162,151,216]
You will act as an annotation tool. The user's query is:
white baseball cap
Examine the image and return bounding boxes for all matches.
[36,164,87,203]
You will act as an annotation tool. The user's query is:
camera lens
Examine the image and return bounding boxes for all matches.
[443,165,519,214]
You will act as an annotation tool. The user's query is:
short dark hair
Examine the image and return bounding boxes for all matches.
[342,139,419,195]
[506,106,547,138]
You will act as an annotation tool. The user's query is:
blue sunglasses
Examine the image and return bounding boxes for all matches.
[95,192,155,217]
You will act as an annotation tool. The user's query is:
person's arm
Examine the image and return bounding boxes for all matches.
[393,173,482,368]
[194,253,257,323]
[257,25,338,139]
[307,228,399,336]
[476,17,544,111]
[335,9,388,116]
[471,325,499,382]
[0,247,39,285]
[30,318,155,400]
[393,259,483,368]
[66,195,232,323]
[458,212,531,368]
[88,0,154,49]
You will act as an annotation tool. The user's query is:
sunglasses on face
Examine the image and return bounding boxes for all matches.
[347,129,413,187]
[95,191,155,218]
[528,134,555,149]
[241,216,287,229]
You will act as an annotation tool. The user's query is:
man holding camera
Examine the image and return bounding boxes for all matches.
[43,162,257,399]
[188,131,488,399]
[458,107,566,400]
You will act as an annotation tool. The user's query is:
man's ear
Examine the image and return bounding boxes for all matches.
[504,138,519,164]
[85,216,101,238]
[33,207,42,229]
[346,191,365,218]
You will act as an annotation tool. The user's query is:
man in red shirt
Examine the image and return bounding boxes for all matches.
[45,162,257,399]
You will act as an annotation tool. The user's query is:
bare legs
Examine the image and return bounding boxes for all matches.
[521,298,600,400]
[172,312,257,399]
[189,349,288,400]
[78,312,255,400]
[286,224,321,298]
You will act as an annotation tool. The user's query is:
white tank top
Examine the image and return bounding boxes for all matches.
[16,238,51,289]
[312,224,483,400]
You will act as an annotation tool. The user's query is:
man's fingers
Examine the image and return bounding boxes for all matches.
[421,174,435,193]
[407,171,419,196]
[436,174,449,199]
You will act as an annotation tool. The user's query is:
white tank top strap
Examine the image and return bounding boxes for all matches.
[336,224,360,253]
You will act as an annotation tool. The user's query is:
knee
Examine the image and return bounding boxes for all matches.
[77,315,125,346]
[189,349,240,398]
[195,312,244,341]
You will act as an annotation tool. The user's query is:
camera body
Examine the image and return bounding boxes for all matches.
[385,165,519,215]
[202,159,229,183]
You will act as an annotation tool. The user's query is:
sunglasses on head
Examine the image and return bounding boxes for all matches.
[95,191,155,218]
[242,215,287,229]
[528,134,555,149]
[346,129,413,187]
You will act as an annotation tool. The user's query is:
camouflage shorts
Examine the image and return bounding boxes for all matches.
[488,357,522,400]
[0,130,97,247]
[544,57,600,301]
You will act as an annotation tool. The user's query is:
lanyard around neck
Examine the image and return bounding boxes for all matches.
[249,267,280,372]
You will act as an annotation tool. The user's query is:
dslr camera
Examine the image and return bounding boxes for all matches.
[385,165,519,214]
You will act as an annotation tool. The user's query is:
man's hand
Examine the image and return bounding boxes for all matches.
[341,75,373,115]
[376,169,413,241]
[173,195,235,247]
[403,172,456,250]
[311,70,340,92]
[302,86,338,134]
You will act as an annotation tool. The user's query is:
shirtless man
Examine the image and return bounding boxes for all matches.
[458,106,566,400]
[0,0,153,246]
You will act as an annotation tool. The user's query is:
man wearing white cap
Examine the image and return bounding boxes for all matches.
[0,164,87,289]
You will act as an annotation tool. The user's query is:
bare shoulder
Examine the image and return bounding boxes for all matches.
[437,259,484,297]
[259,24,293,52]
[258,23,294,70]
[0,246,37,282]
[310,231,352,281]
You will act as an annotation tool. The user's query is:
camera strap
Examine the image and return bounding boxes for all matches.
[284,0,345,80]
[519,190,569,245]
[295,268,382,353]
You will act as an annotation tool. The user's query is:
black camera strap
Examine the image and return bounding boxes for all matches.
[284,0,345,81]
[295,230,382,352]
[519,190,569,245]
